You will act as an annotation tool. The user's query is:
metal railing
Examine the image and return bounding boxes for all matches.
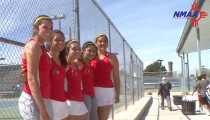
[143,71,199,93]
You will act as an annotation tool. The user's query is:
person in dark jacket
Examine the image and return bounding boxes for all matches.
[158,77,172,111]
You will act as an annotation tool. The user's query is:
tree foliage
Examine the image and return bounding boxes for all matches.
[144,61,167,72]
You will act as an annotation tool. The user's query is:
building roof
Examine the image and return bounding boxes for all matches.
[176,0,210,55]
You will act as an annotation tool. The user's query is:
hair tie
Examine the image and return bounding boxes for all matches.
[67,40,77,47]
[83,42,94,48]
[34,16,50,25]
[95,34,105,42]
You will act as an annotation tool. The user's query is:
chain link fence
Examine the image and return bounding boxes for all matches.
[79,1,144,116]
[0,0,144,119]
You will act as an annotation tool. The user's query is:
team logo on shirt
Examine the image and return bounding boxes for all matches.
[72,70,78,76]
[53,68,59,75]
[85,68,90,73]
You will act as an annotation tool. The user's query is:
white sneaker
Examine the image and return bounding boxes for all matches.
[207,110,210,116]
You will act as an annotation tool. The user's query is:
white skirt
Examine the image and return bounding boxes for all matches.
[51,100,70,120]
[18,92,53,120]
[94,87,116,106]
[66,100,88,116]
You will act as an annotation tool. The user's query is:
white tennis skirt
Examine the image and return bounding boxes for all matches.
[51,99,70,120]
[94,87,116,106]
[66,100,88,116]
[18,92,53,120]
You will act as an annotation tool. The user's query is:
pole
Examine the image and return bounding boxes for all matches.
[196,26,201,75]
[58,19,61,30]
[157,59,163,83]
[75,0,80,44]
[69,27,72,40]
[123,39,127,110]
[182,53,186,100]
[160,61,162,83]
[136,57,139,100]
[131,51,134,105]
[186,54,190,91]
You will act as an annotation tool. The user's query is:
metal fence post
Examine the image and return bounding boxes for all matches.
[75,0,80,43]
[123,39,127,110]
[131,50,134,104]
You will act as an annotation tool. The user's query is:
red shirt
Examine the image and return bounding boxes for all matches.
[50,58,66,102]
[23,40,51,98]
[66,63,83,102]
[80,62,95,96]
[91,55,114,88]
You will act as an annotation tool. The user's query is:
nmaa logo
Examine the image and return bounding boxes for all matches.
[173,2,207,27]
[173,11,198,18]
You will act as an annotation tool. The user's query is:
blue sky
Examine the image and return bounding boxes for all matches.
[96,0,199,72]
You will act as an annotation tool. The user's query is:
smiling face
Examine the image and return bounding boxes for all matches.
[95,35,108,52]
[83,44,97,61]
[34,19,53,43]
[50,33,65,52]
[66,42,81,61]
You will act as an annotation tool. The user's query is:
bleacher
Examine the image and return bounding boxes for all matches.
[0,65,22,93]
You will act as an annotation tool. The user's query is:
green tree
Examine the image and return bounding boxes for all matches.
[144,61,167,72]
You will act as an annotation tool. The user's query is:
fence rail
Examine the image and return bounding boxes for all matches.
[143,71,198,93]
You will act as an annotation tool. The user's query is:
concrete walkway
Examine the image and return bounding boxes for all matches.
[109,92,210,120]
[145,95,188,120]
[145,93,210,120]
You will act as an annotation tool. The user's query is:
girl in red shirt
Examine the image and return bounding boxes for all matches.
[92,34,120,120]
[75,41,98,120]
[47,30,70,120]
[65,40,88,120]
[19,30,71,120]
[19,15,53,120]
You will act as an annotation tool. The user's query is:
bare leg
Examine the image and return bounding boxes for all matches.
[198,100,201,107]
[68,114,88,120]
[98,105,112,120]
[61,115,70,120]
[68,115,76,120]
[76,113,88,120]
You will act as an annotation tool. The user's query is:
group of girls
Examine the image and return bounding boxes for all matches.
[18,15,120,120]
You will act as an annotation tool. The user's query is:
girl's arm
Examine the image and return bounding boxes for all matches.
[26,41,50,120]
[20,67,27,83]
[110,53,120,103]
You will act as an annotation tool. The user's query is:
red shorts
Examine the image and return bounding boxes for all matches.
[198,95,202,101]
